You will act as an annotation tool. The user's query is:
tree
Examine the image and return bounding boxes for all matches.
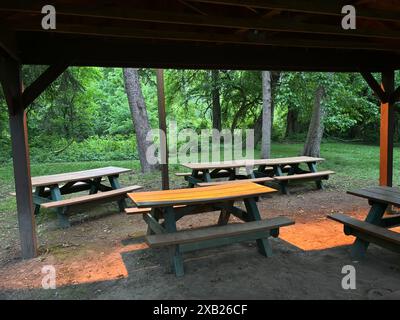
[211,70,221,131]
[123,68,156,173]
[255,71,280,147]
[261,71,272,158]
[303,85,325,157]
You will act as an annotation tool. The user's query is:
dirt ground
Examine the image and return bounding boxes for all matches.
[1,183,400,300]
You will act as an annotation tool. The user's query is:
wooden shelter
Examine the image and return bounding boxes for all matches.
[0,0,399,258]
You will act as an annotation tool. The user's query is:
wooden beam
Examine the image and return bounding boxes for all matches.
[2,5,400,41]
[12,22,400,52]
[379,70,395,187]
[389,86,400,104]
[0,24,19,61]
[22,63,69,108]
[0,56,37,258]
[186,0,400,23]
[360,72,388,103]
[18,36,400,72]
[156,69,169,190]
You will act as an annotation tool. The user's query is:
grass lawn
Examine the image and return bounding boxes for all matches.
[0,141,398,224]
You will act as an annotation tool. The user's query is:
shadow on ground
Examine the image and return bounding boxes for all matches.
[2,236,400,300]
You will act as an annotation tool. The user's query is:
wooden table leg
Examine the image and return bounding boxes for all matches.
[49,185,70,228]
[146,208,160,235]
[244,198,273,257]
[350,202,388,259]
[274,165,289,195]
[33,186,44,215]
[203,169,212,182]
[163,206,184,277]
[89,177,102,194]
[108,175,126,211]
[187,169,199,188]
[307,162,323,189]
[218,200,233,225]
[246,166,256,179]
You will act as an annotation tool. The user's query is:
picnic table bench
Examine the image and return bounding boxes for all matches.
[127,182,295,276]
[32,166,141,228]
[179,156,334,194]
[328,186,400,258]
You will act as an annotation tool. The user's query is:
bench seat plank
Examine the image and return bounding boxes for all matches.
[125,204,187,215]
[328,213,400,246]
[175,172,194,177]
[146,217,295,248]
[41,185,141,209]
[273,170,335,181]
[183,156,324,171]
[197,177,274,187]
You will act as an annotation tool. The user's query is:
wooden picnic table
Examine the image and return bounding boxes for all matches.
[32,166,140,228]
[329,186,400,258]
[127,182,294,277]
[181,156,332,194]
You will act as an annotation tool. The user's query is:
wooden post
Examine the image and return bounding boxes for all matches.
[0,56,37,258]
[156,69,169,190]
[380,70,395,187]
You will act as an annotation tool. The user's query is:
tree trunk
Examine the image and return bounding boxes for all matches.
[255,72,279,146]
[123,68,156,173]
[261,71,272,158]
[211,70,221,131]
[285,107,298,137]
[303,85,326,157]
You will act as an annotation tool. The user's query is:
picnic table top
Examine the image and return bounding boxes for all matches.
[347,186,400,207]
[128,182,277,208]
[31,166,132,187]
[182,156,324,170]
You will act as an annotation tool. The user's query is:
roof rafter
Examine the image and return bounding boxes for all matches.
[11,22,400,52]
[0,5,400,41]
[185,0,400,23]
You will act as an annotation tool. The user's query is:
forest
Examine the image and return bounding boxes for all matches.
[0,67,399,167]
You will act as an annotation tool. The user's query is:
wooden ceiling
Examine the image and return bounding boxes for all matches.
[0,0,400,71]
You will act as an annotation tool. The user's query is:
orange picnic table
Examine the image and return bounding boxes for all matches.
[128,182,294,276]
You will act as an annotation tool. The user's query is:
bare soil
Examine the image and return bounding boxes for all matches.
[1,183,400,300]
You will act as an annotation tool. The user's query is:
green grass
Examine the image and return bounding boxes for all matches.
[0,141,399,214]
[0,141,398,252]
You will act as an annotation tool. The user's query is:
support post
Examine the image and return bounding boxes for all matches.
[156,69,169,190]
[379,70,395,187]
[0,56,38,258]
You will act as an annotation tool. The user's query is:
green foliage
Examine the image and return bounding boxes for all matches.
[0,66,399,165]
[29,135,138,162]
[275,72,385,142]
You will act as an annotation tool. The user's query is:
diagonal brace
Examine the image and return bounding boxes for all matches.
[360,71,388,103]
[22,63,69,108]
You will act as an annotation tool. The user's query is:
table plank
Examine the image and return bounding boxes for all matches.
[31,166,132,187]
[128,182,277,207]
[183,156,324,170]
[347,186,400,207]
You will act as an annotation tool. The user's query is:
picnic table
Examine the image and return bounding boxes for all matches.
[32,166,141,228]
[329,186,400,258]
[127,182,294,277]
[180,156,334,194]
